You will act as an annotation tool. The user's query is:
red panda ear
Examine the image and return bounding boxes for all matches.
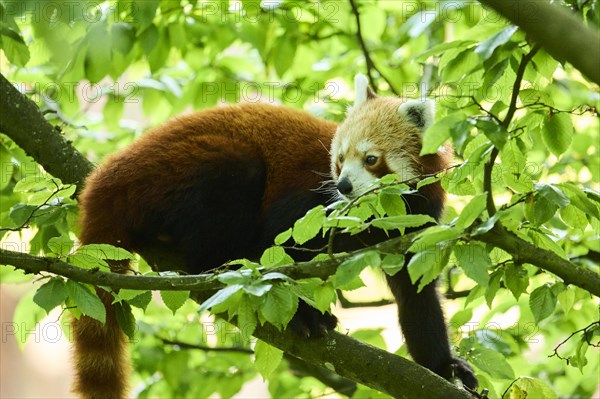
[398,99,435,133]
[354,74,376,107]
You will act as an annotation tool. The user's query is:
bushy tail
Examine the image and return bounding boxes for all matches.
[71,288,130,399]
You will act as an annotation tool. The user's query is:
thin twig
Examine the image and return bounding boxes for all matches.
[548,321,600,362]
[483,43,542,217]
[160,337,254,354]
[0,182,74,232]
[347,0,399,95]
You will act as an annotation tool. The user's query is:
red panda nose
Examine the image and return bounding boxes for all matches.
[337,178,353,195]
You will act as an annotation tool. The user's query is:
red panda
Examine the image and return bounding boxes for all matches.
[73,75,477,398]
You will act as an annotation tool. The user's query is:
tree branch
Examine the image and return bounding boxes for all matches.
[475,225,600,297]
[348,0,399,95]
[0,73,93,193]
[188,288,473,399]
[478,0,600,85]
[482,44,541,218]
[0,231,419,290]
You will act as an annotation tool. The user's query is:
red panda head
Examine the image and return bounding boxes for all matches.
[330,74,436,199]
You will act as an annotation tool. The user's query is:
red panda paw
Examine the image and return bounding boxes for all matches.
[443,357,478,390]
[288,301,338,338]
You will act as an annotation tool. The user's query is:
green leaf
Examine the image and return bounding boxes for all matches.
[526,194,557,226]
[33,278,67,314]
[66,280,106,323]
[371,214,436,230]
[537,183,570,208]
[508,377,558,399]
[485,270,503,307]
[260,284,298,328]
[542,112,573,157]
[76,244,135,261]
[237,295,257,338]
[260,246,292,267]
[455,194,487,229]
[47,235,74,257]
[127,290,152,311]
[501,140,533,193]
[407,245,449,291]
[111,23,135,54]
[14,176,55,192]
[557,285,575,315]
[273,35,297,76]
[133,0,159,30]
[379,190,406,216]
[114,301,136,340]
[474,26,519,60]
[477,119,507,149]
[453,244,490,287]
[13,290,46,349]
[274,228,292,245]
[442,49,480,82]
[421,113,466,155]
[529,284,557,323]
[254,339,283,380]
[381,254,405,277]
[471,347,515,379]
[559,183,600,221]
[85,25,112,83]
[504,263,529,300]
[334,251,379,288]
[139,24,159,55]
[0,26,30,66]
[160,290,190,315]
[415,40,476,62]
[292,206,325,245]
[450,308,473,328]
[314,283,336,313]
[243,282,273,297]
[409,226,462,252]
[68,253,110,270]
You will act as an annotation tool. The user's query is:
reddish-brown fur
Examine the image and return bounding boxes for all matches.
[74,103,450,398]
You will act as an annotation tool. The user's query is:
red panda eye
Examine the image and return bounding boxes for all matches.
[365,155,378,166]
[338,154,344,162]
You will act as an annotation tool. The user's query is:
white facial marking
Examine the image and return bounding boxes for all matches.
[356,139,373,154]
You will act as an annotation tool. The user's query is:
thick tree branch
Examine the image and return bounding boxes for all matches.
[0,248,474,398]
[0,73,93,193]
[251,321,471,399]
[478,0,600,85]
[475,225,600,297]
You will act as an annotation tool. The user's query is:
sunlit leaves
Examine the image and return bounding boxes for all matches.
[470,346,515,380]
[260,285,298,328]
[160,290,190,315]
[507,377,557,399]
[453,243,490,287]
[542,113,573,157]
[33,277,67,314]
[254,340,283,380]
[292,206,325,245]
[66,280,106,323]
[501,140,534,193]
[421,113,467,155]
[529,284,557,323]
[475,26,519,61]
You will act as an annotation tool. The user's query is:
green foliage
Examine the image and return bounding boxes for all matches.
[1,1,599,398]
